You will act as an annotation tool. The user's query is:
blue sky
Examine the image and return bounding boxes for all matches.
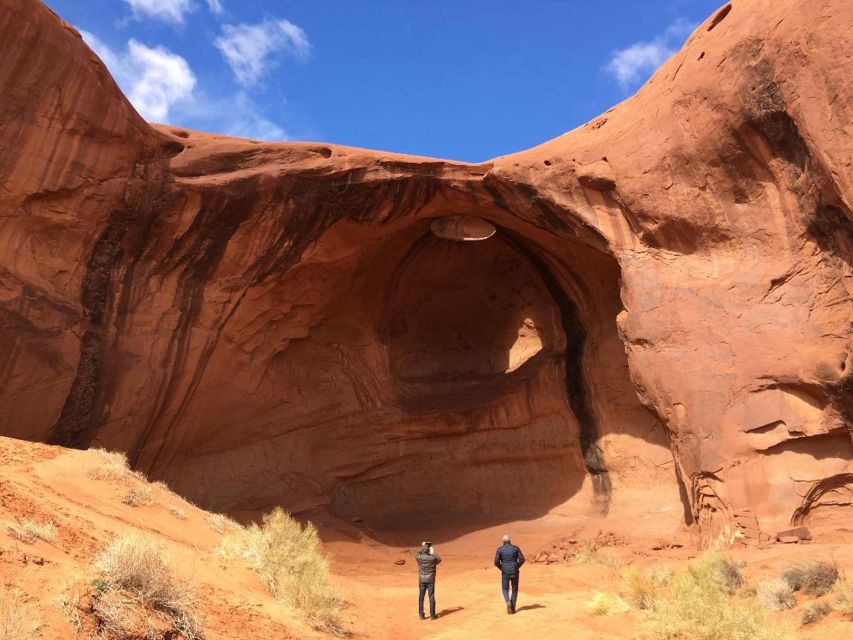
[43,0,725,162]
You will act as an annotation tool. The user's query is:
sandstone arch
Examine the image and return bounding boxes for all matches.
[1,0,851,540]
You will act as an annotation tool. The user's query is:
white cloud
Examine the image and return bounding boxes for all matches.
[81,31,196,122]
[214,19,309,86]
[122,0,194,24]
[606,18,697,91]
[205,0,224,15]
[172,92,289,140]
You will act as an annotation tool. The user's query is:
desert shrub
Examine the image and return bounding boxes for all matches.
[85,448,145,483]
[0,586,41,640]
[623,564,671,609]
[833,578,853,616]
[6,520,57,545]
[800,601,831,626]
[205,512,241,534]
[757,578,795,611]
[642,553,794,640]
[90,535,203,639]
[696,553,745,594]
[572,539,620,568]
[586,591,630,616]
[121,486,154,507]
[782,562,839,597]
[218,507,345,635]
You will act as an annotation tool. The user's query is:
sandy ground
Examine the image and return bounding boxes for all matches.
[1,437,851,639]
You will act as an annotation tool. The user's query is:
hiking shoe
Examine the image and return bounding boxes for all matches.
[419,614,426,620]
[430,615,438,620]
[506,602,512,614]
[511,604,516,614]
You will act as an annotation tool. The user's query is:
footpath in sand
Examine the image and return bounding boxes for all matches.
[2,436,852,639]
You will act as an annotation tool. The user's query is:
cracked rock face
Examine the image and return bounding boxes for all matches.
[1,0,851,540]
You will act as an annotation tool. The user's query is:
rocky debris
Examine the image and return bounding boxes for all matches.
[394,559,406,566]
[776,527,812,543]
[533,531,627,564]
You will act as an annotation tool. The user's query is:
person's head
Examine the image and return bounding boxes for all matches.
[421,541,431,552]
[502,534,511,544]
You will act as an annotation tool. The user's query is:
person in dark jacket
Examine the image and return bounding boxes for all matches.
[415,541,442,620]
[494,534,525,614]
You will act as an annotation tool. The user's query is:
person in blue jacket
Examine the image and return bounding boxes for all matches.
[494,534,526,614]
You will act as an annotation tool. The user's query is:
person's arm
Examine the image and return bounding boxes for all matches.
[494,548,501,569]
[517,547,526,568]
[432,552,442,565]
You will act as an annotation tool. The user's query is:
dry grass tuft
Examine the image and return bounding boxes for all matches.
[205,513,241,535]
[6,520,57,545]
[572,539,620,568]
[623,564,671,609]
[85,449,146,484]
[168,504,187,520]
[757,578,795,611]
[586,591,630,616]
[0,586,42,640]
[800,600,832,626]
[782,561,839,597]
[641,553,794,640]
[84,534,203,639]
[218,507,346,635]
[833,578,853,616]
[121,486,154,507]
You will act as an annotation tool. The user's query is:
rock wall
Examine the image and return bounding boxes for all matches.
[0,0,850,540]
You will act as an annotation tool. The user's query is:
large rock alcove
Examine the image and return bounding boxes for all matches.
[1,0,850,541]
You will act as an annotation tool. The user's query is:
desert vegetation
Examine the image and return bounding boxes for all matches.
[217,507,346,635]
[64,534,203,640]
[585,591,630,616]
[834,577,853,616]
[781,561,839,597]
[85,449,145,483]
[6,520,57,545]
[594,553,798,639]
[0,586,42,640]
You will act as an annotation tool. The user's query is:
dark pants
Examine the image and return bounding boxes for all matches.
[501,572,519,608]
[418,582,436,617]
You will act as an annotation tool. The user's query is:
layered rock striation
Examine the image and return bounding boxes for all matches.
[1,0,851,540]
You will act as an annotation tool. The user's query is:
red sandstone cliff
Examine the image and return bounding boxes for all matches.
[1,0,850,543]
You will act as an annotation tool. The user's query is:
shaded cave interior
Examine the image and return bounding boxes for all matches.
[149,197,679,530]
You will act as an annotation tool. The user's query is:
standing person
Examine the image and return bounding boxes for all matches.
[494,534,525,614]
[415,541,442,620]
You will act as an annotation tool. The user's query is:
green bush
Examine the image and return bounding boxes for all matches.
[642,553,794,640]
[218,507,346,635]
[586,592,630,616]
[623,564,671,609]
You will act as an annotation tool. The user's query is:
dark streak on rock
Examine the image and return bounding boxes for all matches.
[502,231,612,514]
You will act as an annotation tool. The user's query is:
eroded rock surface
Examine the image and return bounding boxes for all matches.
[1,0,851,540]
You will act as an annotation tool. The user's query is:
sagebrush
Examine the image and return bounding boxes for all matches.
[834,578,853,616]
[6,520,56,545]
[84,535,203,639]
[757,578,795,611]
[641,553,794,640]
[782,561,839,597]
[586,591,630,616]
[218,507,346,635]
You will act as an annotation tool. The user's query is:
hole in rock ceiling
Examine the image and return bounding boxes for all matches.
[430,215,496,241]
